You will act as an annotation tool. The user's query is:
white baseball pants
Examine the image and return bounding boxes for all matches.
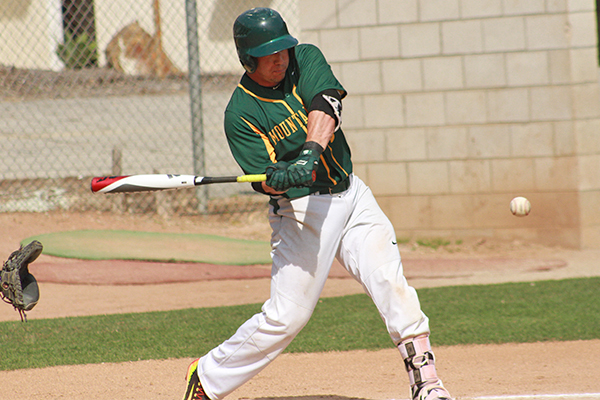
[197,174,430,399]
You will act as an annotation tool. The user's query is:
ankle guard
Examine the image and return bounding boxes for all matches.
[398,334,438,387]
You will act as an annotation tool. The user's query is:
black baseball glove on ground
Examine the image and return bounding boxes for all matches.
[1,240,42,321]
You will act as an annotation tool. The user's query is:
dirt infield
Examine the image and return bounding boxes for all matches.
[1,211,600,400]
[26,253,566,285]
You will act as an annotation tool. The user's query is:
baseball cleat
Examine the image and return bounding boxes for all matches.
[411,380,453,400]
[182,358,209,400]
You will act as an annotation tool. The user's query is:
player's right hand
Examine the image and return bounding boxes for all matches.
[286,149,319,188]
[265,161,292,192]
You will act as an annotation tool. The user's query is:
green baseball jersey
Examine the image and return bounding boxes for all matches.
[224,44,353,199]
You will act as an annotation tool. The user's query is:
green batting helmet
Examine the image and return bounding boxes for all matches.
[233,8,298,73]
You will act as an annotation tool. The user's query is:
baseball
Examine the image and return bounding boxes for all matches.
[510,196,531,217]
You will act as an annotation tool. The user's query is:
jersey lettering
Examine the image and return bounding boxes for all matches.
[266,109,308,146]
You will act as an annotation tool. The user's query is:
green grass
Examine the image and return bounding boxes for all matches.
[22,230,272,265]
[1,277,598,371]
[416,238,452,250]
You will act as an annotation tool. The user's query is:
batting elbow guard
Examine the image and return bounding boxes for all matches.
[309,89,343,131]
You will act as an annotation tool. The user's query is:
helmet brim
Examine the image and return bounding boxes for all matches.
[247,35,298,58]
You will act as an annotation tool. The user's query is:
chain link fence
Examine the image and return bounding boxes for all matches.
[0,0,298,215]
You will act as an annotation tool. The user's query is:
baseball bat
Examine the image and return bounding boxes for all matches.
[91,173,267,194]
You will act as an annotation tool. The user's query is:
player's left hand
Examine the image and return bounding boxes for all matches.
[265,161,292,192]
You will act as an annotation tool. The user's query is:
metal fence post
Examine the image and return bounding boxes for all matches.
[185,0,207,212]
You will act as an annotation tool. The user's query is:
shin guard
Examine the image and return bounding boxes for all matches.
[398,335,453,400]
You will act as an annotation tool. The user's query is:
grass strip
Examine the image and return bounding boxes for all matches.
[22,230,272,265]
[1,277,598,370]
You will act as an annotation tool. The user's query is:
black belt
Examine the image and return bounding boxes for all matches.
[269,179,351,209]
[317,178,350,195]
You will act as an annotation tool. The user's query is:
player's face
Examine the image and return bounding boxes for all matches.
[249,49,289,87]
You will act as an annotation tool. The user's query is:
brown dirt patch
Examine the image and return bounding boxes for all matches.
[27,255,566,285]
[1,341,599,400]
[30,257,273,285]
[1,210,599,400]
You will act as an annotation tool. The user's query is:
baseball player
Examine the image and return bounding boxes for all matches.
[183,7,453,400]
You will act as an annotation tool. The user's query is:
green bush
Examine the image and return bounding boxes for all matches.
[56,32,98,69]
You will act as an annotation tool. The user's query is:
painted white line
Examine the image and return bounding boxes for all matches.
[471,394,600,400]
[387,394,600,400]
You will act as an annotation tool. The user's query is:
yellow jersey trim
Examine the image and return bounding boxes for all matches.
[240,117,277,163]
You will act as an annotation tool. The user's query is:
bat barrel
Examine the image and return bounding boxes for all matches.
[91,174,267,194]
[91,175,197,193]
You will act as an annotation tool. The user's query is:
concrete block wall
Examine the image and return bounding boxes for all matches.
[299,0,600,248]
[0,0,64,70]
